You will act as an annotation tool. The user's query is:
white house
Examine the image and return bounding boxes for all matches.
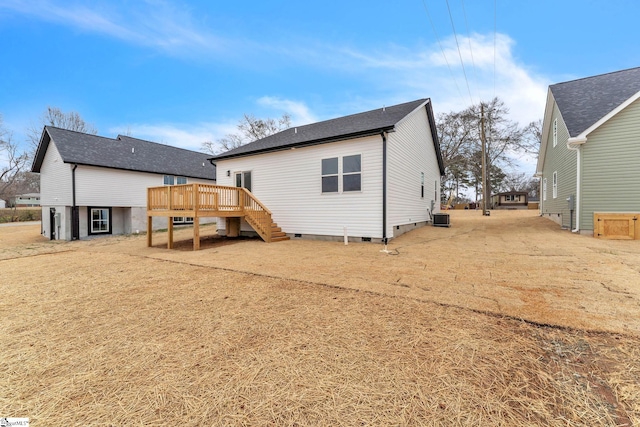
[0,199,5,209]
[31,126,216,240]
[212,99,445,243]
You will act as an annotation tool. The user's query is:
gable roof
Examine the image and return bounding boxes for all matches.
[31,126,216,180]
[213,98,445,175]
[550,66,640,137]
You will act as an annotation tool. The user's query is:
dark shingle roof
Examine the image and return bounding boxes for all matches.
[32,127,216,180]
[551,66,640,137]
[214,99,431,160]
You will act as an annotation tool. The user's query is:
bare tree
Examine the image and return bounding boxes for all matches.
[0,115,29,212]
[202,113,291,155]
[26,106,98,153]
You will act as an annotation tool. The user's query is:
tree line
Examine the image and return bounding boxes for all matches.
[0,107,96,208]
[437,97,541,204]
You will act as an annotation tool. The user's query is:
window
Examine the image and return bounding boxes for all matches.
[176,176,187,185]
[553,118,558,147]
[543,178,547,201]
[322,155,362,193]
[234,171,252,192]
[421,172,425,198]
[552,171,558,198]
[342,155,361,192]
[89,207,111,235]
[322,158,339,193]
[505,195,521,202]
[163,175,175,185]
[164,175,187,185]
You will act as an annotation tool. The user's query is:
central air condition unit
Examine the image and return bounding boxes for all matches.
[432,213,451,227]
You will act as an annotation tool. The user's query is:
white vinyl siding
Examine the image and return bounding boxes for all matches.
[387,103,440,238]
[74,166,212,207]
[216,135,383,238]
[39,141,73,206]
[580,97,640,231]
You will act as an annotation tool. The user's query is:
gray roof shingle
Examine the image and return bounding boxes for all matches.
[32,127,216,180]
[214,99,434,160]
[551,66,640,137]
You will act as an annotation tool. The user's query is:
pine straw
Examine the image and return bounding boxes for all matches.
[1,248,639,426]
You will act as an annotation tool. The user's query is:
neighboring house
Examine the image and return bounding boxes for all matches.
[536,66,640,235]
[0,199,5,209]
[212,99,445,243]
[13,193,41,207]
[491,191,528,209]
[31,126,216,240]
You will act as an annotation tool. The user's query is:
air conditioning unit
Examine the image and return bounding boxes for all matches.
[432,213,451,227]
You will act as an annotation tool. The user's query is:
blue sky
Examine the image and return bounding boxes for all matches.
[1,0,639,175]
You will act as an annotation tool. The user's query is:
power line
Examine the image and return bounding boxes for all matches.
[445,0,474,105]
[421,0,464,101]
[494,0,497,98]
[460,0,478,103]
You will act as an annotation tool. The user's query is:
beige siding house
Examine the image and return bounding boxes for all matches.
[536,67,640,235]
[32,127,216,240]
[213,99,445,243]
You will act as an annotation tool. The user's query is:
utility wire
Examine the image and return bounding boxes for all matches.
[421,0,464,100]
[446,0,474,105]
[460,0,478,103]
[494,0,497,98]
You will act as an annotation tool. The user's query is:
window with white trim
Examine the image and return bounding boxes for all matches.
[89,207,111,235]
[342,155,361,192]
[553,118,558,147]
[163,175,175,185]
[543,178,547,201]
[421,172,425,198]
[552,171,558,198]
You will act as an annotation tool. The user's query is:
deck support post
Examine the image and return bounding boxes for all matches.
[147,216,152,247]
[193,219,200,251]
[168,217,174,249]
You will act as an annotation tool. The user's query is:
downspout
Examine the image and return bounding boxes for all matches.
[72,164,78,240]
[381,132,387,245]
[567,137,586,232]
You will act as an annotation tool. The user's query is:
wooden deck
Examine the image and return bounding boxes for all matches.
[146,184,288,250]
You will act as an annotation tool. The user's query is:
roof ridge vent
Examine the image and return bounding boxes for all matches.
[132,147,135,154]
[383,105,386,112]
[295,127,297,134]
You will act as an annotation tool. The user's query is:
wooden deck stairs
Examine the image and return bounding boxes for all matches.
[146,183,289,250]
[270,222,290,242]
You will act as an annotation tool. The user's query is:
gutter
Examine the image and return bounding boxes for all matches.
[567,137,587,232]
[211,127,396,163]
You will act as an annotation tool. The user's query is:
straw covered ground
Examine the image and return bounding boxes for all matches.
[1,211,639,426]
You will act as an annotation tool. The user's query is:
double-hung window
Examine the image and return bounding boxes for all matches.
[322,158,339,193]
[552,171,558,198]
[342,155,361,192]
[321,155,361,193]
[543,178,547,201]
[553,118,558,147]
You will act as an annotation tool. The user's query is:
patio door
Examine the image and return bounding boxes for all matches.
[235,171,252,192]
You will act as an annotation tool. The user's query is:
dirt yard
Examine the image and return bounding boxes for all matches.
[1,210,639,425]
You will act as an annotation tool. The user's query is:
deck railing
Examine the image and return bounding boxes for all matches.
[147,184,272,241]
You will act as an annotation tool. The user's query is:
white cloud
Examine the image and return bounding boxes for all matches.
[109,121,237,152]
[256,97,317,125]
[0,0,224,56]
[319,32,549,127]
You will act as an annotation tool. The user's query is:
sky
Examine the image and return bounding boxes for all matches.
[1,0,640,176]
